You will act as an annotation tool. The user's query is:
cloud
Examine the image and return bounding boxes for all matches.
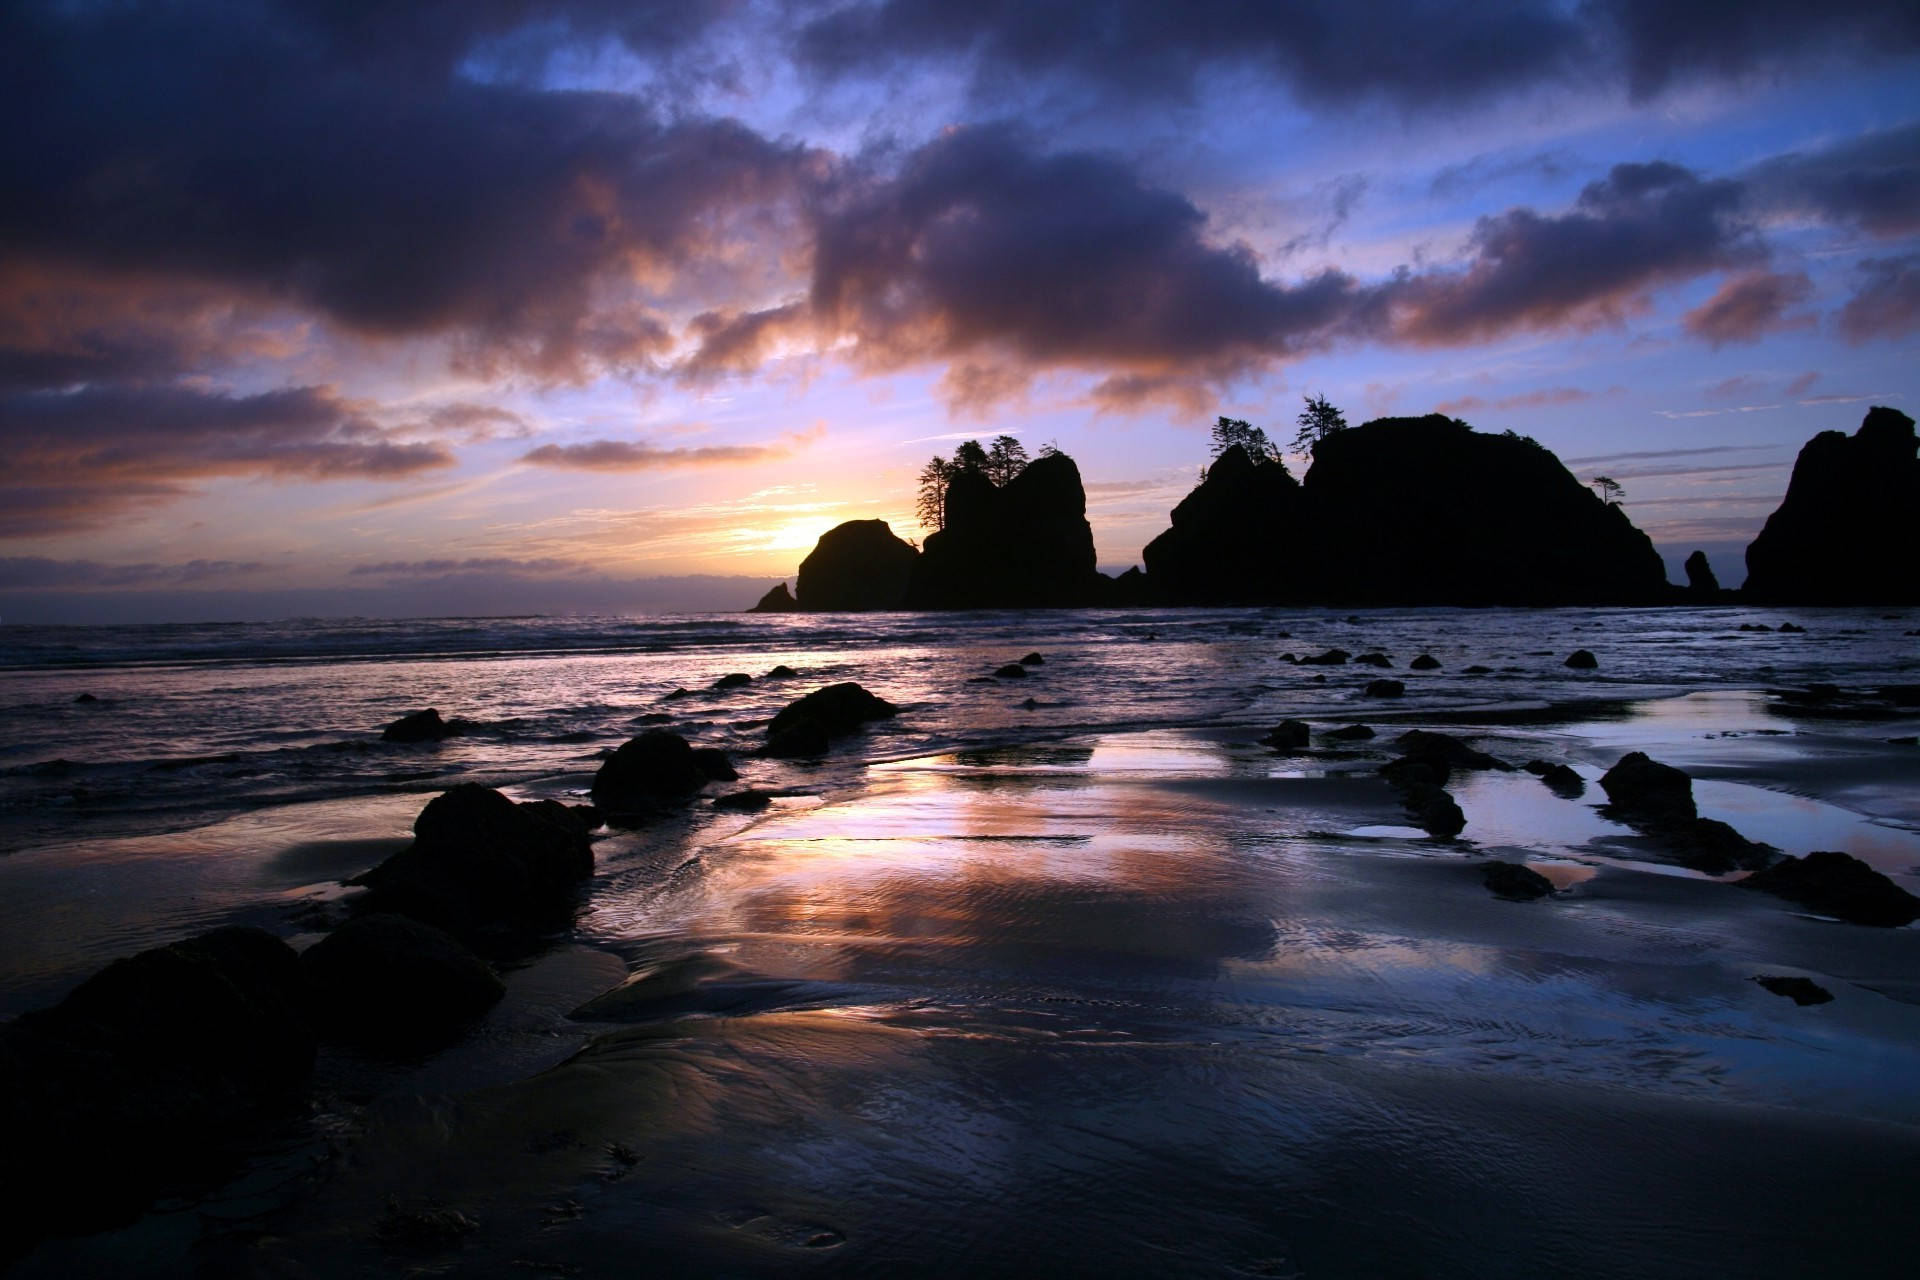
[0,557,269,589]
[348,557,585,577]
[1386,162,1757,343]
[1433,386,1599,415]
[1681,270,1814,346]
[519,436,799,470]
[1565,444,1777,465]
[1837,254,1920,342]
[1738,123,1920,237]
[0,383,454,536]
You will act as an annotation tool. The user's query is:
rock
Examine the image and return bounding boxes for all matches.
[1395,730,1511,771]
[764,683,898,757]
[1484,861,1554,900]
[1739,623,1773,632]
[796,519,919,610]
[1299,648,1350,665]
[301,914,504,1049]
[73,692,97,703]
[1683,550,1721,598]
[1598,752,1695,819]
[711,672,752,690]
[1381,756,1448,789]
[1020,697,1040,711]
[1140,444,1305,603]
[994,663,1029,678]
[1325,724,1374,740]
[1409,654,1440,670]
[1019,652,1045,665]
[1404,782,1465,837]
[1,927,314,1245]
[1564,649,1598,669]
[633,712,673,725]
[1144,416,1668,605]
[1364,679,1404,698]
[1262,720,1311,751]
[662,687,694,701]
[691,747,738,782]
[591,731,711,812]
[749,581,800,612]
[714,790,773,812]
[354,784,595,934]
[1741,851,1920,926]
[381,708,461,743]
[1752,975,1834,1006]
[1524,760,1585,796]
[765,664,799,679]
[1354,652,1393,667]
[1744,406,1920,604]
[1463,664,1492,674]
[1672,818,1776,873]
[1777,622,1806,633]
[909,452,1104,608]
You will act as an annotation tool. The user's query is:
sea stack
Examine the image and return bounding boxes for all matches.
[795,519,918,611]
[1743,406,1920,604]
[907,451,1102,608]
[1141,444,1302,603]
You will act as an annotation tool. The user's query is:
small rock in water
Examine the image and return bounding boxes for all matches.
[1364,679,1404,698]
[1020,697,1040,711]
[1524,760,1585,796]
[1599,752,1695,819]
[1741,851,1920,927]
[765,664,799,679]
[663,687,695,701]
[1325,723,1374,740]
[714,789,773,812]
[73,692,98,703]
[1354,652,1393,668]
[1462,664,1492,674]
[711,672,752,690]
[994,663,1028,678]
[1409,654,1440,670]
[1299,649,1350,666]
[1752,975,1834,1006]
[764,682,898,758]
[1484,861,1554,900]
[1777,622,1806,633]
[1019,652,1045,665]
[381,707,460,743]
[1564,649,1598,669]
[1404,783,1464,837]
[1262,720,1311,751]
[593,731,711,811]
[692,747,738,781]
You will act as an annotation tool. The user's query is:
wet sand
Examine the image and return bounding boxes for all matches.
[18,691,1917,1278]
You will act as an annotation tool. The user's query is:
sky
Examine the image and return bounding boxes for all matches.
[1,0,1916,623]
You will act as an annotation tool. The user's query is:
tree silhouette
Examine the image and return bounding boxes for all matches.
[1290,394,1347,457]
[916,456,954,531]
[1209,416,1280,463]
[986,434,1028,484]
[952,439,989,473]
[1590,475,1625,506]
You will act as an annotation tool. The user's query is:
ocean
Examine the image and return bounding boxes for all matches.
[3,605,1918,1276]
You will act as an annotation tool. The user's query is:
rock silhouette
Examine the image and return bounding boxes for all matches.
[765,682,898,757]
[592,731,714,812]
[301,913,504,1050]
[908,452,1102,608]
[796,519,918,611]
[1683,550,1721,599]
[1741,850,1920,926]
[1145,416,1668,604]
[1744,406,1920,604]
[750,581,799,611]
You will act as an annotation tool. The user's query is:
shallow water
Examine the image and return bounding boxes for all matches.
[4,606,1919,1276]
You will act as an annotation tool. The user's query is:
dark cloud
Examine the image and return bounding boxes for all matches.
[0,384,454,536]
[802,125,1367,399]
[0,2,813,383]
[1386,162,1756,343]
[1740,124,1920,237]
[797,0,1917,110]
[0,557,270,589]
[1836,254,1920,342]
[1434,386,1600,414]
[520,440,790,470]
[1682,270,1813,346]
[349,557,584,577]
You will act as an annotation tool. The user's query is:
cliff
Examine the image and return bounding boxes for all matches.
[1743,406,1919,604]
[906,452,1102,608]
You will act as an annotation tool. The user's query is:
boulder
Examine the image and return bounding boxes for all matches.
[591,731,711,812]
[691,747,738,781]
[750,581,800,612]
[301,914,504,1050]
[1019,652,1045,665]
[1599,752,1695,819]
[1364,679,1405,698]
[908,453,1103,608]
[1524,760,1585,796]
[1299,649,1350,665]
[1262,720,1311,751]
[1564,649,1597,669]
[1752,975,1834,1006]
[1381,756,1448,789]
[1671,818,1776,873]
[711,673,752,690]
[765,664,799,679]
[1463,664,1492,674]
[1683,550,1721,599]
[1409,654,1440,670]
[994,663,1029,678]
[1325,724,1374,740]
[1741,851,1920,926]
[354,785,595,934]
[714,790,773,812]
[1403,783,1465,838]
[764,683,898,758]
[1744,407,1920,604]
[1354,652,1393,667]
[1484,861,1554,900]
[796,520,919,610]
[1395,730,1511,772]
[73,692,98,704]
[381,708,461,743]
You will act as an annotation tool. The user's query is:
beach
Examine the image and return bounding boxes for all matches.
[3,605,1918,1276]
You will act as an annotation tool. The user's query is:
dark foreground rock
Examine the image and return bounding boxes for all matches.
[1396,730,1512,772]
[1564,649,1597,669]
[355,785,595,935]
[1524,759,1586,796]
[591,731,712,813]
[765,683,898,757]
[1741,851,1920,926]
[1599,752,1696,819]
[796,519,918,610]
[1744,406,1920,604]
[1597,753,1773,871]
[1,928,314,1252]
[302,914,504,1050]
[1752,975,1834,1005]
[750,581,800,612]
[1262,720,1310,750]
[1484,861,1555,900]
